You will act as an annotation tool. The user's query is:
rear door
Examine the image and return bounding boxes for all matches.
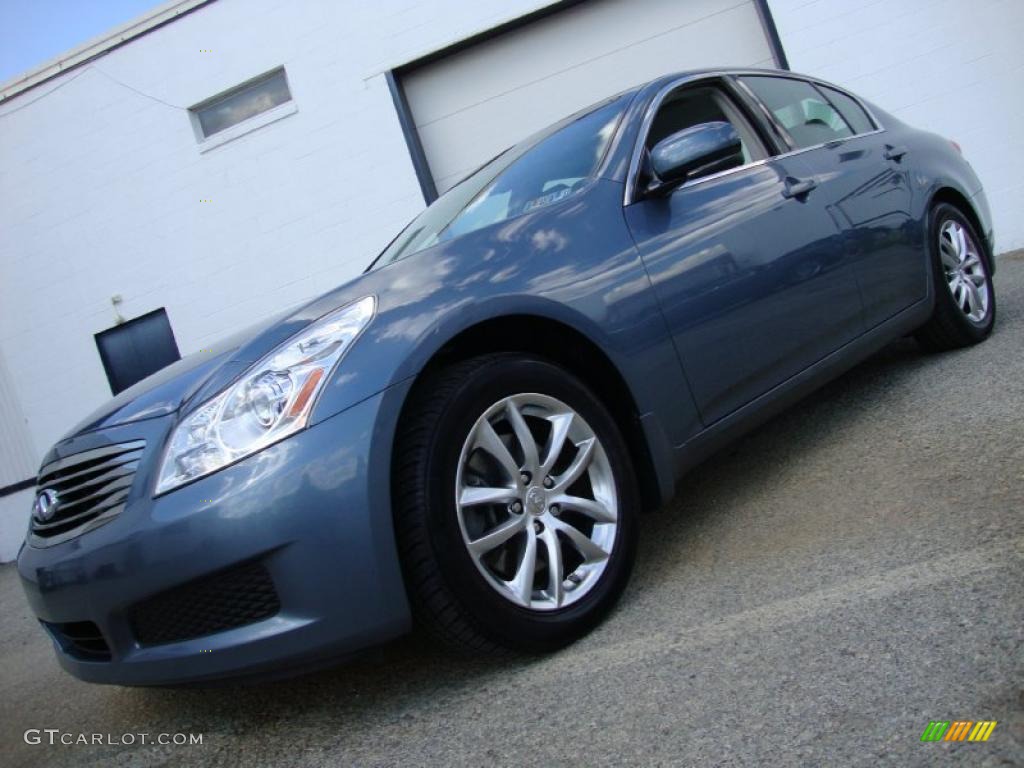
[736,75,920,330]
[624,79,863,426]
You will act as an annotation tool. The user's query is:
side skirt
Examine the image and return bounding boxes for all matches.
[671,293,934,480]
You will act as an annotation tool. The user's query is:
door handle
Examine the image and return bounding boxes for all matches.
[782,177,817,200]
[884,144,909,161]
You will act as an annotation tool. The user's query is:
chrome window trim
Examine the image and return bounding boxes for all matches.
[771,126,886,162]
[659,156,774,196]
[624,70,887,206]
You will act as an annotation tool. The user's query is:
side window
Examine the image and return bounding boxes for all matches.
[739,76,853,149]
[645,85,766,180]
[817,85,876,135]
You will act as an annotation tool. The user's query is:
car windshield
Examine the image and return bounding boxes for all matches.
[372,93,632,267]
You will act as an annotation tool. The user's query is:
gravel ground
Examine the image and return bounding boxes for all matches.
[2,254,1023,768]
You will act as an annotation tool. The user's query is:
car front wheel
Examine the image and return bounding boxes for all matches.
[392,353,638,654]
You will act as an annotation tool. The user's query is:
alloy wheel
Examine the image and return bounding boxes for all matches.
[455,393,618,612]
[939,219,989,323]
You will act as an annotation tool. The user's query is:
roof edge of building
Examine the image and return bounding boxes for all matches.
[0,0,215,104]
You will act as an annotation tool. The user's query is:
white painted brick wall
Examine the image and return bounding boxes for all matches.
[769,0,1024,251]
[0,0,557,470]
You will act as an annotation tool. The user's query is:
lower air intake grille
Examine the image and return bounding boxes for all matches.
[31,440,145,542]
[43,620,112,661]
[129,561,280,646]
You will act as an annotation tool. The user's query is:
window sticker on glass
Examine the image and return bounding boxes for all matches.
[523,186,574,213]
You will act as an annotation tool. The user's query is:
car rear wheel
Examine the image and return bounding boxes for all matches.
[915,203,995,350]
[392,353,638,654]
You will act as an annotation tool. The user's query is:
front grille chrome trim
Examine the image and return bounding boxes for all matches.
[37,440,145,480]
[29,439,145,547]
[30,499,127,532]
[36,473,135,520]
[38,457,141,497]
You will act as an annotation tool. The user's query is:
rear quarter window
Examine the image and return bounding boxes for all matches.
[817,85,876,135]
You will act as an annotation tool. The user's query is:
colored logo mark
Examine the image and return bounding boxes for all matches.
[921,720,997,742]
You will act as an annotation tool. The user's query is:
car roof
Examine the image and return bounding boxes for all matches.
[639,66,851,97]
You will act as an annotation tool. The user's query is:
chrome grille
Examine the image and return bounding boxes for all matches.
[31,440,145,544]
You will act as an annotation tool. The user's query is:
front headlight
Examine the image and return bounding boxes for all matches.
[155,296,375,495]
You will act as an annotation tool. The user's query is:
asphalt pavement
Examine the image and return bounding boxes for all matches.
[2,254,1022,768]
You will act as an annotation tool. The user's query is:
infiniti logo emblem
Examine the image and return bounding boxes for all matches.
[32,488,60,523]
[525,486,546,515]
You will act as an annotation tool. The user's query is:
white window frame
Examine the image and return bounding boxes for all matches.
[189,67,297,153]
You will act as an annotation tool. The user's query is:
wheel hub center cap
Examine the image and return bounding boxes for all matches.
[525,486,546,515]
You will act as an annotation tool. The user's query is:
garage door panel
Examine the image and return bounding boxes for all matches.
[418,60,634,191]
[405,0,763,127]
[403,0,773,192]
[403,0,771,193]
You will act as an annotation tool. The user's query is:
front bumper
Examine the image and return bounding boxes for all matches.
[17,385,412,686]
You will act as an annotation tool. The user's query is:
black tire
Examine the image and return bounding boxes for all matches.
[392,353,639,655]
[915,203,996,351]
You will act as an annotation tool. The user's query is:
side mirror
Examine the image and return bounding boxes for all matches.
[646,121,742,197]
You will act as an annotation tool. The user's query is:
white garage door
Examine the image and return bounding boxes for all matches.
[401,0,775,193]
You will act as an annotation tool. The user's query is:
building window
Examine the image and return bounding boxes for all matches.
[191,68,292,140]
[95,309,181,395]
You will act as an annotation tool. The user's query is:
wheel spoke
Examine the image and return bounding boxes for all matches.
[467,515,524,558]
[955,282,967,310]
[551,517,609,564]
[506,527,537,605]
[473,419,520,481]
[505,399,539,475]
[540,528,564,608]
[954,224,968,261]
[541,411,573,476]
[459,485,519,508]
[965,281,982,315]
[552,493,617,523]
[966,271,986,286]
[553,437,596,492]
[939,239,960,271]
[962,254,981,271]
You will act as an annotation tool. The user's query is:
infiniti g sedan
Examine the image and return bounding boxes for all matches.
[19,69,995,685]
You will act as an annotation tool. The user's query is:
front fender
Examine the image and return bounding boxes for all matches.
[307,179,697,453]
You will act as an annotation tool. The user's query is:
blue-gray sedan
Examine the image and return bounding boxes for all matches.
[18,68,996,685]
